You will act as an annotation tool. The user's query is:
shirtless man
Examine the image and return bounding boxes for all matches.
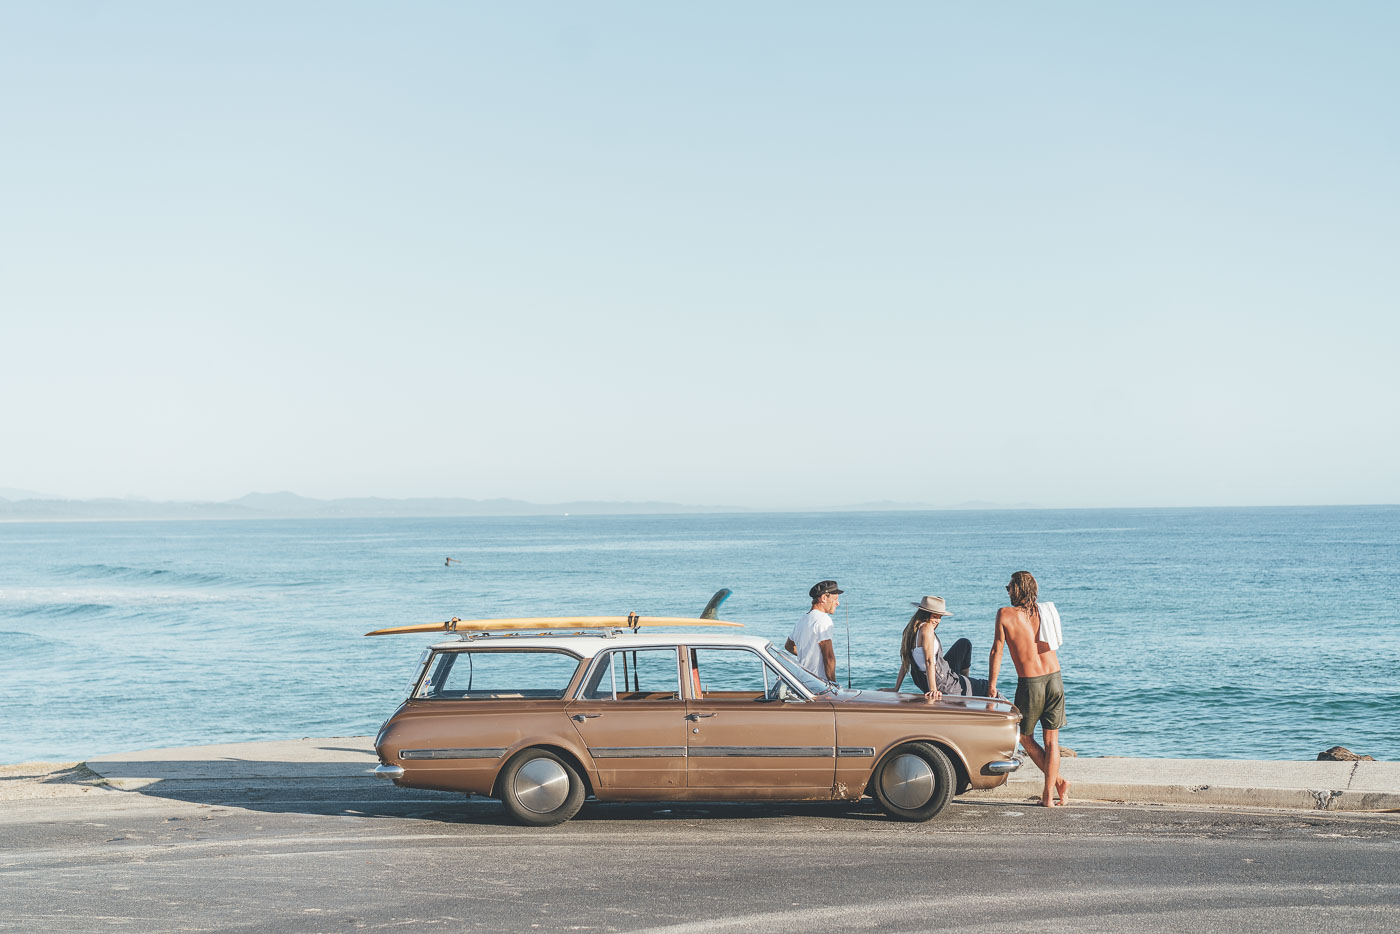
[987,570,1070,807]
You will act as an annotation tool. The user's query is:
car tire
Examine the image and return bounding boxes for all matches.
[872,742,955,822]
[498,749,585,827]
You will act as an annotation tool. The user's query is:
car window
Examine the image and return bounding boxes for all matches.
[416,650,580,700]
[581,648,681,700]
[690,647,784,698]
[769,646,831,694]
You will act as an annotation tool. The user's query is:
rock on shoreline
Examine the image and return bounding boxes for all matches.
[1317,746,1375,761]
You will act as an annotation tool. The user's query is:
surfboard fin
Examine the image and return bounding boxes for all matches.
[699,588,732,620]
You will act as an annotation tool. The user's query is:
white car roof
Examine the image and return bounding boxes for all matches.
[428,630,773,658]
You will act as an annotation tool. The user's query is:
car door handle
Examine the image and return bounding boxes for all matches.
[571,714,601,722]
[685,713,716,721]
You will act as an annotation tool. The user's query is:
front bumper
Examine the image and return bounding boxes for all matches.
[985,756,1023,775]
[373,764,405,780]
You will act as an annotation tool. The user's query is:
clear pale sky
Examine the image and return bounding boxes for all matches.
[3,3,1396,508]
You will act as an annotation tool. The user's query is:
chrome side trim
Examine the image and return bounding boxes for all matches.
[985,757,1023,774]
[689,746,836,758]
[373,764,405,779]
[399,748,506,760]
[588,746,688,758]
[837,746,876,758]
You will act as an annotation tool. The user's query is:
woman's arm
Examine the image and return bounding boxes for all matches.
[893,658,908,692]
[919,626,942,701]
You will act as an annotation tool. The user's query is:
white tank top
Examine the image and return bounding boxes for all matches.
[912,627,940,672]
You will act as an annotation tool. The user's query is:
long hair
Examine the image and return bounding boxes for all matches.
[899,609,933,669]
[1008,570,1039,621]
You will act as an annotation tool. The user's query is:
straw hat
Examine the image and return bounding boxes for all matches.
[911,595,952,617]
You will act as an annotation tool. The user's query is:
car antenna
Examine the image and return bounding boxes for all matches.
[845,599,852,689]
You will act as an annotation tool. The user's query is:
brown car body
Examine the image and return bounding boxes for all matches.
[374,632,1022,824]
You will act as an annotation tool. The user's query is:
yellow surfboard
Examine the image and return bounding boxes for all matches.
[364,615,743,637]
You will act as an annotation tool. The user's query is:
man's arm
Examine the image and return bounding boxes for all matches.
[819,640,837,682]
[784,638,796,655]
[987,612,1006,697]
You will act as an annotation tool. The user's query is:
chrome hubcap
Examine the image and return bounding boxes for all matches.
[882,753,935,809]
[514,758,570,813]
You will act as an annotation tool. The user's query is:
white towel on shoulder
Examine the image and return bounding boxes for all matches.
[1036,601,1063,651]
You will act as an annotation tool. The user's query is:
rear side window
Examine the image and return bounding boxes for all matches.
[416,650,581,700]
[581,648,681,700]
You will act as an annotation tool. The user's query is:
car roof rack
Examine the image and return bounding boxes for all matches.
[365,614,743,637]
[451,629,660,642]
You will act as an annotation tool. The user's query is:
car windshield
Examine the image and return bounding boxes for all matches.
[767,644,832,695]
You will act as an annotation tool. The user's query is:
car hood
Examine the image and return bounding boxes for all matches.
[829,688,926,707]
[832,689,1013,714]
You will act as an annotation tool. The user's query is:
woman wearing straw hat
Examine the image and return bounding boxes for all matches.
[892,596,993,699]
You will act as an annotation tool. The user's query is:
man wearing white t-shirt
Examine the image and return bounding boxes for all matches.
[785,579,842,681]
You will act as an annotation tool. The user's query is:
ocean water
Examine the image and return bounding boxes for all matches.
[1,507,1396,764]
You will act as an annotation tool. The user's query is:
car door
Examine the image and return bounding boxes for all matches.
[565,646,688,792]
[683,646,836,794]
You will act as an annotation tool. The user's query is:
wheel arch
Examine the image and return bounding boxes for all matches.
[867,737,970,798]
[492,744,595,800]
[924,740,971,796]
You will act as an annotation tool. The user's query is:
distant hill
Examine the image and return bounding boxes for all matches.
[832,499,1038,511]
[0,486,53,500]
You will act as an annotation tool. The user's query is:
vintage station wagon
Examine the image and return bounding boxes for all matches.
[371,621,1022,825]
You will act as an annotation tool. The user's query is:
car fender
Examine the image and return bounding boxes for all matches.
[861,733,973,795]
[376,704,597,797]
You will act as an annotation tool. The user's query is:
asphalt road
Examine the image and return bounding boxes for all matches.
[3,774,1398,933]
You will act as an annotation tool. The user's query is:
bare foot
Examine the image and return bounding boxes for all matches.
[1056,777,1071,806]
[1040,793,1057,807]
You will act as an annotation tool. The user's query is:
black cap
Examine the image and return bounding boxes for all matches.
[809,580,843,599]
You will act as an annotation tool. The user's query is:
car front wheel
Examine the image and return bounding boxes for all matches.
[498,748,585,826]
[872,742,955,822]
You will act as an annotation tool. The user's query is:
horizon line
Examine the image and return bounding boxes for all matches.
[0,489,1396,524]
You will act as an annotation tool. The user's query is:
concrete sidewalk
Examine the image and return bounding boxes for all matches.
[978,755,1400,811]
[83,737,1400,812]
[86,737,380,786]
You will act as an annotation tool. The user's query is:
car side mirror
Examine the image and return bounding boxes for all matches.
[763,680,794,702]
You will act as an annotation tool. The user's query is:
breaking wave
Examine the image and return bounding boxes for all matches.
[53,563,243,589]
[2,601,116,619]
[0,586,236,618]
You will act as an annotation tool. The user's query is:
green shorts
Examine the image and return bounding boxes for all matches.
[1014,670,1065,736]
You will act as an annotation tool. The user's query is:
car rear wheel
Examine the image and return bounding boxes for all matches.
[872,742,955,822]
[498,749,585,826]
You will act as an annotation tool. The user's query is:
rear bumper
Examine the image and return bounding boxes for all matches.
[984,757,1023,775]
[373,764,405,780]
